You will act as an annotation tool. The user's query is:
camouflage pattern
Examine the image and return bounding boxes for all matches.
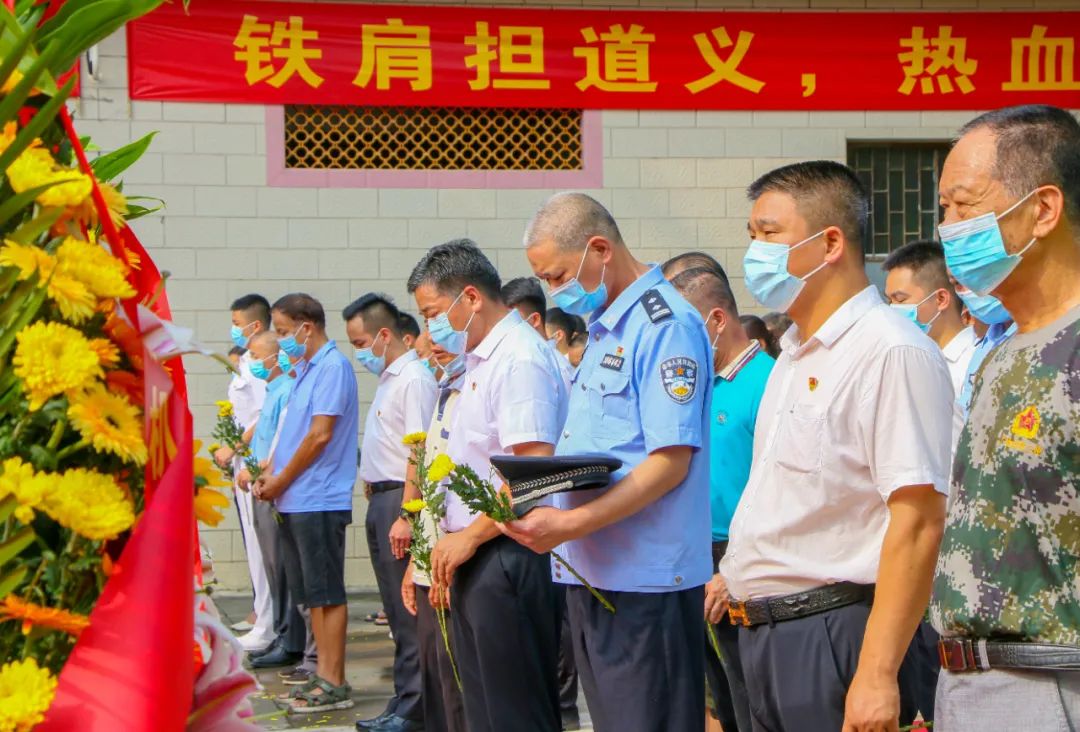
[931,306,1080,644]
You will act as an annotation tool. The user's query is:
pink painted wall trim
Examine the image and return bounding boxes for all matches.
[265,106,602,189]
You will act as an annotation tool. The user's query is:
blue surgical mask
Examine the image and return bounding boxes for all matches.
[743,230,828,312]
[230,323,253,349]
[939,189,1038,296]
[355,336,387,376]
[890,290,942,334]
[279,323,309,359]
[277,350,294,375]
[438,353,466,387]
[422,357,438,375]
[428,292,474,355]
[249,359,271,381]
[957,288,1011,326]
[549,246,607,316]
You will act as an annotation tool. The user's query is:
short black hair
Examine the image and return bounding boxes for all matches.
[958,105,1080,226]
[406,238,503,302]
[762,312,793,341]
[740,314,779,357]
[230,293,271,327]
[272,293,326,329]
[670,266,739,317]
[397,311,420,340]
[661,252,729,283]
[545,307,577,340]
[882,239,952,292]
[748,161,869,260]
[502,277,547,324]
[342,292,403,336]
[228,345,246,357]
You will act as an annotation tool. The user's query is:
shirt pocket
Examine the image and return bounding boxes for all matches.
[774,402,825,474]
[584,369,636,441]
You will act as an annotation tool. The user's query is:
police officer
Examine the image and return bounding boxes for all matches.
[504,192,713,732]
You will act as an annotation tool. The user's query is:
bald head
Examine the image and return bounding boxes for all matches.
[247,330,280,361]
[523,192,624,251]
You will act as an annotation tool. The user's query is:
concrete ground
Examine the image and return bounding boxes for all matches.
[216,592,595,731]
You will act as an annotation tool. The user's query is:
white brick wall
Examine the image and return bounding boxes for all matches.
[77,0,1072,592]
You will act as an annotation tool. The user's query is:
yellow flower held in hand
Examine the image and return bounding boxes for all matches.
[68,384,148,465]
[0,657,56,732]
[216,400,234,418]
[402,431,427,446]
[402,499,426,514]
[13,321,102,410]
[427,453,456,483]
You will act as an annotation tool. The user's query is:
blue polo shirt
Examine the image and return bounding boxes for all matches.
[273,341,359,514]
[957,320,1017,419]
[555,265,712,593]
[710,342,774,542]
[252,374,293,463]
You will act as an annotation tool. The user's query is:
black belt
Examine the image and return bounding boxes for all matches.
[729,582,874,627]
[938,638,1080,673]
[366,480,405,494]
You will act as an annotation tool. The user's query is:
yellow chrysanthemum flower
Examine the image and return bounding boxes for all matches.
[427,454,456,483]
[45,467,135,541]
[216,400,233,418]
[87,338,121,368]
[70,181,128,231]
[195,486,230,527]
[0,457,50,523]
[6,146,92,208]
[68,384,148,465]
[56,236,135,300]
[402,499,425,514]
[402,432,427,446]
[13,321,102,410]
[0,657,56,732]
[0,240,96,323]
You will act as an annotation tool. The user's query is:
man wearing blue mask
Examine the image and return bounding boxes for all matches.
[506,192,712,732]
[254,293,359,715]
[408,239,568,732]
[930,105,1080,730]
[715,161,953,732]
[345,293,435,732]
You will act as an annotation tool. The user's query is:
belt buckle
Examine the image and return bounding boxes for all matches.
[728,602,751,627]
[938,639,977,672]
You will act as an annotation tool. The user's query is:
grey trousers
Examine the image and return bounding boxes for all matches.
[567,584,706,732]
[251,498,306,654]
[365,488,422,722]
[936,667,1080,730]
[415,583,467,732]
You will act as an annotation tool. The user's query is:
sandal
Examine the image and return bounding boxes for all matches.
[288,676,354,714]
[273,676,317,706]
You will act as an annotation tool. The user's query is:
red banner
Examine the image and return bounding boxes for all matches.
[127,3,1080,110]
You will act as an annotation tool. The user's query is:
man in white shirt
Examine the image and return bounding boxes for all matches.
[217,294,272,652]
[719,161,953,732]
[347,294,436,732]
[502,276,574,398]
[408,239,568,732]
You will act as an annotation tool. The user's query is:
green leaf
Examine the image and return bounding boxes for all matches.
[0,73,76,174]
[0,37,62,140]
[89,131,156,182]
[0,22,35,98]
[0,526,34,565]
[38,0,167,76]
[0,495,17,523]
[9,205,62,244]
[123,198,164,221]
[0,566,28,598]
[0,181,63,228]
[0,279,45,363]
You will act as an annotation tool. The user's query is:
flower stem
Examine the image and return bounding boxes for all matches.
[706,621,723,664]
[435,604,462,692]
[550,549,615,614]
[46,413,67,451]
[55,438,88,462]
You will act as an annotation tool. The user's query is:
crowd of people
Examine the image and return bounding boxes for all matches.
[211,104,1080,732]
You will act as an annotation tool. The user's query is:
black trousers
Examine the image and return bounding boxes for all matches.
[566,584,706,732]
[705,541,752,732]
[415,583,467,732]
[365,488,422,722]
[553,583,580,725]
[739,600,923,732]
[451,536,560,732]
[251,498,305,653]
[908,621,940,724]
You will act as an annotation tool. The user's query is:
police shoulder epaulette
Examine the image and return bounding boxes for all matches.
[639,289,673,324]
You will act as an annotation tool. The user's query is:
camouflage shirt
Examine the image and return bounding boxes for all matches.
[931,305,1080,644]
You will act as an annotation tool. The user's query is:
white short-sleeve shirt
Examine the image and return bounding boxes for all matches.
[720,286,953,600]
[359,349,437,484]
[942,326,978,455]
[443,310,568,533]
[228,352,267,431]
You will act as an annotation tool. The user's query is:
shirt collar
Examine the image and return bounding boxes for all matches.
[471,309,522,361]
[941,326,976,362]
[592,265,665,333]
[383,348,418,380]
[782,285,882,356]
[295,340,336,383]
[267,373,293,395]
[717,341,761,381]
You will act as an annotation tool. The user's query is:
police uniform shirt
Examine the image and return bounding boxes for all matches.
[359,349,437,484]
[721,285,953,601]
[555,264,713,593]
[443,310,568,533]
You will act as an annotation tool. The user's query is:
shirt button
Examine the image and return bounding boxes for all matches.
[674,575,684,586]
[593,333,600,342]
[563,431,570,438]
[580,383,586,391]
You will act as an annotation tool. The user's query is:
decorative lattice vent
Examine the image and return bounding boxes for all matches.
[284,105,583,171]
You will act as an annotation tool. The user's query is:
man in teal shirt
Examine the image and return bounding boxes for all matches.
[671,266,774,732]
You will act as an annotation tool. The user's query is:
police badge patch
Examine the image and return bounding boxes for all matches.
[660,357,697,404]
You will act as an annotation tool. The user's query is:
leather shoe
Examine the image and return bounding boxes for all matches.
[355,710,391,729]
[367,714,423,732]
[249,646,302,669]
[247,639,280,660]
